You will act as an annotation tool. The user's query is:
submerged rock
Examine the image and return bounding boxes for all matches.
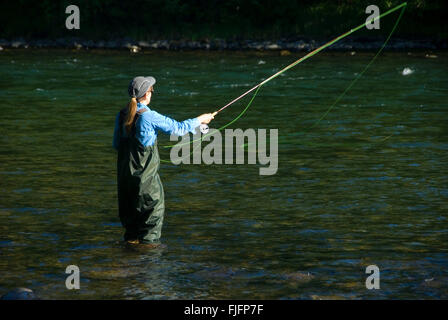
[282,271,315,283]
[1,288,38,300]
[195,267,238,280]
[421,277,447,289]
[311,294,346,300]
[402,67,414,76]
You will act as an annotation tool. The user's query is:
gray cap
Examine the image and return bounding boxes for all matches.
[128,76,156,99]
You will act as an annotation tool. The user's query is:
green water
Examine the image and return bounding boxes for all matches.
[0,49,447,299]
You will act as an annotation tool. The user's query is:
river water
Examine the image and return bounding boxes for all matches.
[0,49,447,299]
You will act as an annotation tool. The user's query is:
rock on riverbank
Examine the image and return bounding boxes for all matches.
[0,37,446,51]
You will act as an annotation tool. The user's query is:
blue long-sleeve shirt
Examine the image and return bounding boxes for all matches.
[113,102,200,150]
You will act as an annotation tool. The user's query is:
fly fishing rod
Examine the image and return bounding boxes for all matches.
[213,2,407,116]
[163,1,406,149]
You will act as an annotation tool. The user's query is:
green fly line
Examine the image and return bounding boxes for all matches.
[159,2,407,163]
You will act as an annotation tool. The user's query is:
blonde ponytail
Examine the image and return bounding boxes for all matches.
[124,97,137,134]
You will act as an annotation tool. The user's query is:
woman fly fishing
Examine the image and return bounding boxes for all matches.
[113,76,216,247]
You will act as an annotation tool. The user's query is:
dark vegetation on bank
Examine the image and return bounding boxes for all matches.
[0,0,447,50]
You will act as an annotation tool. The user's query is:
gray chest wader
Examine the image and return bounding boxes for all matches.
[116,108,165,244]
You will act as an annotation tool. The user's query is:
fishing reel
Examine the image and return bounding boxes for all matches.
[199,123,209,134]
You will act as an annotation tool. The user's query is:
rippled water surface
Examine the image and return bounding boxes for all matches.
[0,49,447,299]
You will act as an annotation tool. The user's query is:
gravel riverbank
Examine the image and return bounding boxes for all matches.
[0,37,446,52]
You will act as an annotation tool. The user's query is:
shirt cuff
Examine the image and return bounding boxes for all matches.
[192,117,201,129]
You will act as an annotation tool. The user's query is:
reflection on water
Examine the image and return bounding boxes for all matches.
[0,49,447,299]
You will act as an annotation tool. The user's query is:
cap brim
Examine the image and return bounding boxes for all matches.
[144,76,156,88]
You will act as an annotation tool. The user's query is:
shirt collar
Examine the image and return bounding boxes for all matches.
[137,102,150,111]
